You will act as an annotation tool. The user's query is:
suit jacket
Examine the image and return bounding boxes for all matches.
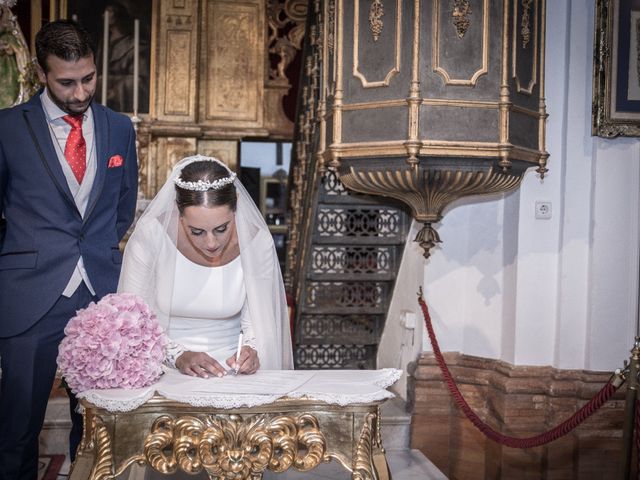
[0,93,138,337]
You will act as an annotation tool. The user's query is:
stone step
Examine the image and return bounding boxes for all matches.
[380,396,412,451]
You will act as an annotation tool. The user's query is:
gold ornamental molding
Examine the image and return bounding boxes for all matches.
[331,139,539,157]
[421,98,499,109]
[339,161,526,258]
[512,0,538,94]
[521,0,533,49]
[353,413,377,480]
[202,0,264,126]
[142,413,327,477]
[369,0,384,42]
[510,103,542,118]
[452,0,472,39]
[88,417,116,480]
[353,0,402,88]
[341,97,521,111]
[433,0,489,86]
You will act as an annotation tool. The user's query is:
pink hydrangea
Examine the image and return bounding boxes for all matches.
[57,293,168,393]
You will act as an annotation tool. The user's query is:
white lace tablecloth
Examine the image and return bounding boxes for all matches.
[78,368,402,412]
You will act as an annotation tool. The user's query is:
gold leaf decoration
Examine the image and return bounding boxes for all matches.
[452,0,472,39]
[142,413,327,477]
[521,0,533,49]
[369,0,384,42]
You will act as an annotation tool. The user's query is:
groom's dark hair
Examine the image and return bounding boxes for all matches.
[36,20,96,73]
[176,161,238,213]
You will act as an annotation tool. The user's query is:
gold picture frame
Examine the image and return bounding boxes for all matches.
[593,0,640,137]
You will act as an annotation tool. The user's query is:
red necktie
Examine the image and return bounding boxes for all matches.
[62,114,86,184]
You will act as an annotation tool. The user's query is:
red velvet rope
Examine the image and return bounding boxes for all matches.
[419,294,619,449]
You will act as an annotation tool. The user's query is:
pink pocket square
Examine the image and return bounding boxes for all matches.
[108,155,124,168]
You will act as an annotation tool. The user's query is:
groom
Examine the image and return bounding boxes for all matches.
[0,20,138,479]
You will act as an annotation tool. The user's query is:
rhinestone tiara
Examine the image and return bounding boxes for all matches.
[174,172,237,192]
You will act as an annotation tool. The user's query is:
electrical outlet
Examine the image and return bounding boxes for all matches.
[402,311,416,329]
[535,201,552,219]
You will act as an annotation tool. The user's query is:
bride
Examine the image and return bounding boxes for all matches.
[118,154,293,376]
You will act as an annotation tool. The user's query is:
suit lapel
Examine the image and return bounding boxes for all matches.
[84,102,109,223]
[22,96,79,214]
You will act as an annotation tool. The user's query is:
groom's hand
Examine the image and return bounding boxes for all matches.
[176,351,227,378]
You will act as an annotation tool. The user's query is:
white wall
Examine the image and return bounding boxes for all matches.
[380,0,640,374]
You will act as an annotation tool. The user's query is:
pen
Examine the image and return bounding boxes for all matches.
[233,331,243,375]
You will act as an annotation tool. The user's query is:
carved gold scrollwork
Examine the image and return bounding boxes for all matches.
[142,413,326,478]
[291,413,327,470]
[144,415,179,474]
[267,0,308,83]
[89,417,116,480]
[369,0,384,42]
[352,413,376,480]
[452,0,471,39]
[521,0,533,49]
[339,163,526,258]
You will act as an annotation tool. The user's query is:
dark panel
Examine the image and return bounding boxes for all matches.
[508,110,539,150]
[420,105,500,142]
[342,107,408,142]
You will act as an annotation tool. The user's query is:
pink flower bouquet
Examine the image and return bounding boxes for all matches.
[57,293,168,393]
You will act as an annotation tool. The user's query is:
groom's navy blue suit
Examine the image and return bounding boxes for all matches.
[0,92,137,479]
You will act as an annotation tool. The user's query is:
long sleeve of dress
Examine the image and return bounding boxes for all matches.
[118,222,188,368]
[117,222,155,298]
[240,300,257,352]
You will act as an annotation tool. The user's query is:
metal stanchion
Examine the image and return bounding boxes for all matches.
[621,337,640,479]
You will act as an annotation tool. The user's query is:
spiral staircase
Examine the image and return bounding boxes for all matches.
[284,1,413,371]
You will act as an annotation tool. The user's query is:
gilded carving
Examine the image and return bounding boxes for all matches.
[339,163,526,258]
[267,0,307,83]
[452,0,471,39]
[142,413,327,477]
[353,413,375,480]
[511,0,538,94]
[156,137,197,193]
[164,31,191,115]
[369,0,384,42]
[204,1,263,125]
[89,417,115,480]
[197,140,238,172]
[521,0,533,49]
[134,122,151,198]
[166,14,192,26]
[353,0,401,88]
[434,0,489,85]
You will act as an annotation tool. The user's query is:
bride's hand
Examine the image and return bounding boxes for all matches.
[226,346,260,375]
[176,351,227,378]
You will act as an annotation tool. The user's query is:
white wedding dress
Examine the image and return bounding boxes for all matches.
[167,252,247,362]
[118,219,257,364]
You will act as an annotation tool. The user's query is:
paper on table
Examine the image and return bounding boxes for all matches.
[157,368,315,396]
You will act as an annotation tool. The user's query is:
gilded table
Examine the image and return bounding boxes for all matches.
[68,369,398,480]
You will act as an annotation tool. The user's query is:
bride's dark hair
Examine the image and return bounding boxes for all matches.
[175,160,237,213]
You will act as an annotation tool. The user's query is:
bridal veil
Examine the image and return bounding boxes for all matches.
[118,154,293,370]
